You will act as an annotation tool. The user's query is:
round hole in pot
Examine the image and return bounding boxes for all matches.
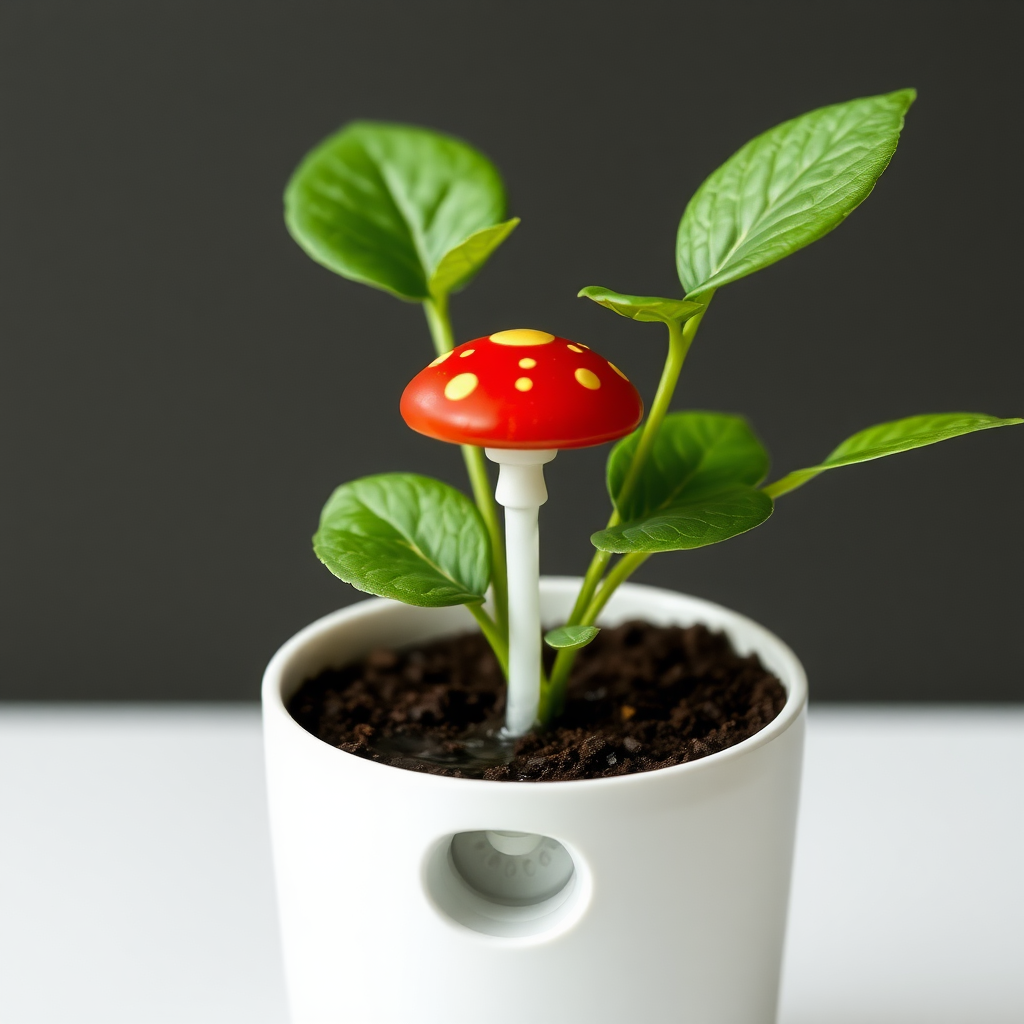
[423,831,590,940]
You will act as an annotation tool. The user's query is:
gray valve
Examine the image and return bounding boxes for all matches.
[450,830,575,906]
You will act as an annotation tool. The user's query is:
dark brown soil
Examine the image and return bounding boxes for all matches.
[288,620,786,782]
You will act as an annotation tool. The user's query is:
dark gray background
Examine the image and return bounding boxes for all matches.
[2,0,1021,701]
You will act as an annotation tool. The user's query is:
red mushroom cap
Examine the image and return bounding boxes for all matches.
[400,329,643,450]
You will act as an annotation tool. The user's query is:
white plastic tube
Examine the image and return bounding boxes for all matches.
[486,448,557,736]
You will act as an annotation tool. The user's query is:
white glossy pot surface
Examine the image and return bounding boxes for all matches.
[263,578,807,1024]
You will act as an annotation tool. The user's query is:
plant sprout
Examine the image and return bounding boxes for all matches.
[286,94,1021,735]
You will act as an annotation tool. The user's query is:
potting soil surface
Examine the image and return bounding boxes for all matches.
[288,620,787,781]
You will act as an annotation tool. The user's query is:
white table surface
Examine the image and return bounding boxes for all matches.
[1,705,1021,1024]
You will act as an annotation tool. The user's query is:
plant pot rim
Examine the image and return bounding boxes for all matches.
[262,576,807,790]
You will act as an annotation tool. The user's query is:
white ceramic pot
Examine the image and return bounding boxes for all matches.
[263,578,807,1024]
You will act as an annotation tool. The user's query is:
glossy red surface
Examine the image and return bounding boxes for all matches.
[400,333,643,449]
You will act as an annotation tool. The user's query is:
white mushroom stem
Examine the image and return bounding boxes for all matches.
[485,447,557,737]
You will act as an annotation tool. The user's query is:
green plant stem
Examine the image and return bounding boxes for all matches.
[564,292,715,628]
[460,449,506,627]
[564,548,613,632]
[422,296,509,641]
[540,293,716,723]
[422,293,455,351]
[581,553,650,623]
[467,603,508,674]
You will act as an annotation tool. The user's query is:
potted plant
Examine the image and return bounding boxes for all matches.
[263,93,1020,1023]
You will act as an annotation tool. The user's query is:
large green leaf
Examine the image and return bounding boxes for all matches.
[285,121,510,301]
[578,286,705,325]
[764,413,1023,499]
[593,487,773,554]
[608,411,770,521]
[313,473,491,606]
[677,90,915,298]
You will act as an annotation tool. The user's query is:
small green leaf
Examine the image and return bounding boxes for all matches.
[285,121,510,301]
[578,286,705,325]
[593,486,773,554]
[608,411,770,521]
[544,625,601,651]
[764,413,1023,499]
[313,473,491,607]
[429,218,519,297]
[677,89,915,298]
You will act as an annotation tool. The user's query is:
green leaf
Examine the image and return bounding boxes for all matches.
[608,411,770,521]
[764,413,1023,499]
[544,625,601,650]
[677,89,915,298]
[578,286,705,325]
[429,218,519,297]
[285,121,510,301]
[593,486,773,554]
[313,473,491,607]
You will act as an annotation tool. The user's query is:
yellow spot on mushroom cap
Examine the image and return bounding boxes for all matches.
[518,357,537,369]
[567,344,583,353]
[429,351,452,367]
[460,348,475,357]
[609,362,629,380]
[514,377,533,392]
[444,373,478,400]
[490,329,555,346]
[574,368,601,390]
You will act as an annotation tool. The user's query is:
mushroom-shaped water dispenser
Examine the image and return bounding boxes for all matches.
[401,329,643,735]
